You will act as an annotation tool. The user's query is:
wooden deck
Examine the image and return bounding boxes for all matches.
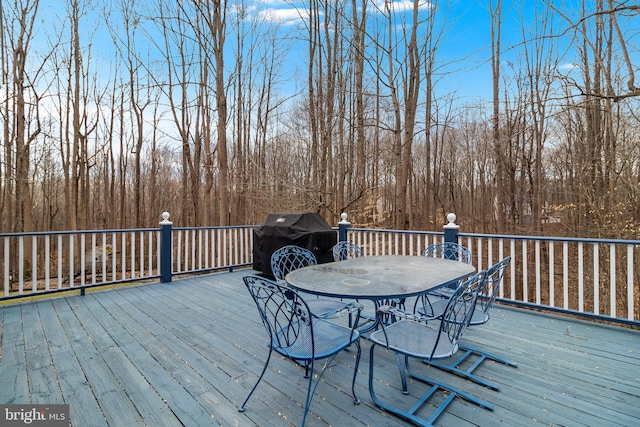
[1,268,639,427]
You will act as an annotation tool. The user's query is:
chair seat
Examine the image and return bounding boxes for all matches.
[369,319,458,359]
[275,319,360,360]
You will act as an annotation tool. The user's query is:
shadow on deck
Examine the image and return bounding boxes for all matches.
[1,268,639,426]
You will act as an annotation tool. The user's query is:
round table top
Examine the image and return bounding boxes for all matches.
[285,255,476,300]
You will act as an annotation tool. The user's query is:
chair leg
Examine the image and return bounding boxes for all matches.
[392,352,409,394]
[460,344,518,367]
[420,345,517,391]
[238,347,273,413]
[419,349,501,391]
[273,346,311,377]
[301,348,361,426]
[405,360,494,410]
[351,341,362,404]
[300,359,316,426]
[369,344,493,427]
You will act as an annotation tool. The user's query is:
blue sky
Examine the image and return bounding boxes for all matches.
[240,0,537,101]
[29,0,600,104]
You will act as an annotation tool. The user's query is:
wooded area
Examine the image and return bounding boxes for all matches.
[1,0,639,238]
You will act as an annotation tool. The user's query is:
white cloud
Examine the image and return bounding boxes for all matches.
[372,0,434,13]
[558,63,578,72]
[257,7,308,25]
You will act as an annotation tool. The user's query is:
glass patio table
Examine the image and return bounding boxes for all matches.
[285,255,476,330]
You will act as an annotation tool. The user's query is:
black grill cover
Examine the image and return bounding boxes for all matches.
[253,213,337,277]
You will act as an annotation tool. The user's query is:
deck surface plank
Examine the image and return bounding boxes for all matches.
[1,268,639,427]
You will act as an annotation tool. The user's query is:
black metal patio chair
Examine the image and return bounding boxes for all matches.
[368,271,492,426]
[424,256,517,390]
[332,241,363,261]
[414,242,473,319]
[238,275,362,427]
[271,245,349,317]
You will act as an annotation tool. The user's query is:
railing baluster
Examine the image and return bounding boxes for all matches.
[498,238,504,299]
[57,235,63,289]
[81,234,86,287]
[535,240,541,305]
[610,245,616,318]
[223,228,229,266]
[185,229,190,272]
[131,231,136,279]
[510,239,516,299]
[46,235,53,291]
[32,235,37,293]
[204,229,210,270]
[102,233,107,283]
[234,228,239,265]
[121,233,127,281]
[18,236,24,294]
[190,228,194,271]
[593,244,600,315]
[91,233,97,285]
[628,244,634,321]
[176,230,182,273]
[563,242,569,310]
[578,242,584,312]
[69,236,74,288]
[549,241,554,307]
[156,230,162,277]
[139,231,144,278]
[112,232,117,282]
[211,229,216,268]
[522,240,528,303]
[150,230,153,276]
[4,238,10,296]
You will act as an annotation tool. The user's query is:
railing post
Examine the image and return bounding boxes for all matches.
[160,212,173,283]
[338,212,350,242]
[443,212,459,245]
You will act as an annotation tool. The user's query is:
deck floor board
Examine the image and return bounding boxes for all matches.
[1,268,639,426]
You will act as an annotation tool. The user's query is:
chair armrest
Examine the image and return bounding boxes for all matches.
[377,304,430,323]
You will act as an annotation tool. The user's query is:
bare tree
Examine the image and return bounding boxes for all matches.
[518,3,557,232]
[109,0,153,228]
[187,0,230,226]
[5,0,42,234]
[490,0,505,232]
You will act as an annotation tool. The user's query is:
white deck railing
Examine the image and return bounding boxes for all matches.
[0,224,254,301]
[2,216,638,326]
[346,226,640,325]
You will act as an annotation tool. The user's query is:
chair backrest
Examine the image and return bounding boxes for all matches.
[434,271,486,355]
[270,245,317,282]
[243,275,314,355]
[424,242,472,264]
[471,256,511,325]
[332,242,363,262]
